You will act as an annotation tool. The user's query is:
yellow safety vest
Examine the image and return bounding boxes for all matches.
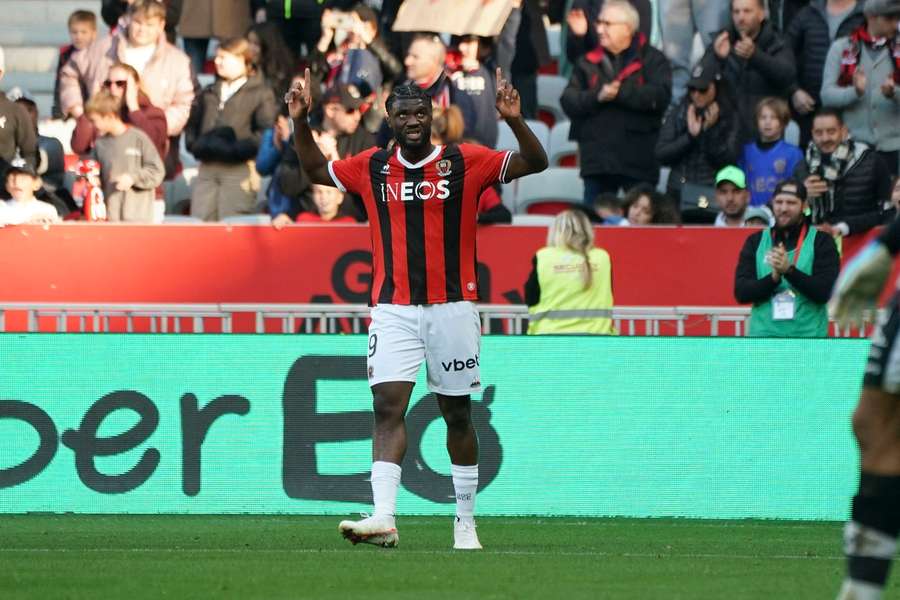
[527,246,615,335]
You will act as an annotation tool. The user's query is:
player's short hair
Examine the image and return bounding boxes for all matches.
[602,0,640,32]
[385,84,431,115]
[813,106,844,125]
[68,9,97,29]
[755,97,791,128]
[84,90,122,117]
[128,0,167,22]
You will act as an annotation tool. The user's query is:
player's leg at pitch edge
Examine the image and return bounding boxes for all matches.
[338,514,399,548]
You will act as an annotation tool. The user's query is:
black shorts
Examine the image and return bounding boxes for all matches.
[864,292,900,393]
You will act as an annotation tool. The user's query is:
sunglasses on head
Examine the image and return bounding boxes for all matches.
[103,79,128,88]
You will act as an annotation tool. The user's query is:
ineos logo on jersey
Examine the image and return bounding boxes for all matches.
[441,355,480,372]
[380,180,450,202]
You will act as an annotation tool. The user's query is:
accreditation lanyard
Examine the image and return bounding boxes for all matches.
[770,224,806,268]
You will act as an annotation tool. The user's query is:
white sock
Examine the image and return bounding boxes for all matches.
[839,579,883,600]
[452,464,478,521]
[370,461,401,521]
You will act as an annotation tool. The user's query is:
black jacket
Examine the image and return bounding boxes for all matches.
[561,39,671,182]
[793,143,891,235]
[512,0,552,75]
[186,74,276,164]
[785,0,865,101]
[700,19,796,136]
[0,93,38,176]
[734,221,840,305]
[565,0,653,64]
[655,92,745,194]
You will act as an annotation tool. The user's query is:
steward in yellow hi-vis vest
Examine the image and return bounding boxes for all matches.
[525,210,615,335]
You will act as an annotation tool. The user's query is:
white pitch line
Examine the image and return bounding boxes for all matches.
[0,548,844,560]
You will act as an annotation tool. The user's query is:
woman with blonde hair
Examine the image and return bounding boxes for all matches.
[525,209,615,334]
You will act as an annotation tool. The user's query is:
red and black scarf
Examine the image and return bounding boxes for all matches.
[585,33,648,86]
[837,26,900,86]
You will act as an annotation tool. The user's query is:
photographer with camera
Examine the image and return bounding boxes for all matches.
[307,6,383,103]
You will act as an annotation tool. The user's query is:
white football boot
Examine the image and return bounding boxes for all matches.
[453,517,482,550]
[338,514,399,548]
[836,580,883,600]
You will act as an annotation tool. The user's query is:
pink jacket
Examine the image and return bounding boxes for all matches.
[59,33,195,137]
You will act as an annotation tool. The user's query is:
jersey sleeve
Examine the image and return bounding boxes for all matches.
[328,150,373,195]
[461,144,514,188]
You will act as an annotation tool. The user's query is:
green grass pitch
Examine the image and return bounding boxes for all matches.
[1,515,895,599]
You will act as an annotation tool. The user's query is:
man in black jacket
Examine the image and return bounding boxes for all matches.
[785,0,864,147]
[734,178,839,337]
[700,0,796,137]
[561,0,671,203]
[793,107,890,237]
[0,48,37,193]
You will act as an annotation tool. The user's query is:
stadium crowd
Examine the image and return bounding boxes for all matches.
[0,0,898,234]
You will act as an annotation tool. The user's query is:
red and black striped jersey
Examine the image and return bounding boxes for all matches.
[328,143,512,306]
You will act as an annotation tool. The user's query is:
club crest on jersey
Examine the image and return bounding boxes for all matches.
[380,163,390,174]
[436,159,452,177]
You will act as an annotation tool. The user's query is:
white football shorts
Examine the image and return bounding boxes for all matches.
[366,301,482,396]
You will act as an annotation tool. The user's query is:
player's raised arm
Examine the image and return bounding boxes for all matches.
[286,68,334,187]
[495,68,548,182]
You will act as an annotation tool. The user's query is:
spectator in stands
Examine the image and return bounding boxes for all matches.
[507,0,551,119]
[714,165,752,226]
[655,62,744,218]
[317,83,376,157]
[102,0,182,44]
[820,0,900,176]
[657,0,730,105]
[0,47,38,189]
[593,192,625,224]
[793,107,890,236]
[561,0,671,203]
[2,161,61,225]
[60,0,193,180]
[450,35,499,149]
[739,97,804,207]
[402,34,479,143]
[86,90,165,222]
[700,0,796,136]
[179,0,253,77]
[71,62,168,163]
[620,183,681,225]
[526,209,615,335]
[14,97,66,198]
[310,7,383,100]
[744,205,774,225]
[53,10,98,120]
[785,0,865,148]
[272,183,359,227]
[564,0,652,67]
[348,4,404,86]
[247,21,299,102]
[734,179,839,337]
[186,37,276,221]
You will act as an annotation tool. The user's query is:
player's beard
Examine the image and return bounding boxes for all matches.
[395,124,432,151]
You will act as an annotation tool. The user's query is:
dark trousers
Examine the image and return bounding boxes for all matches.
[183,38,210,77]
[877,150,899,178]
[512,72,537,120]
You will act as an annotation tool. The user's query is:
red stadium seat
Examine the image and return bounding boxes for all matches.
[526,200,581,215]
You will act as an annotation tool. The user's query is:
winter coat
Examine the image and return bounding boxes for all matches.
[700,19,796,135]
[793,141,891,235]
[655,94,745,195]
[59,33,195,137]
[821,35,900,152]
[179,0,253,40]
[785,0,865,101]
[561,39,672,182]
[185,73,277,164]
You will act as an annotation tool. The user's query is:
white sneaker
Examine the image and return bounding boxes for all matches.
[836,580,883,600]
[453,516,482,550]
[338,514,399,548]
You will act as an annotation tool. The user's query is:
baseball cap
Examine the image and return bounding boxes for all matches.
[715,165,747,189]
[686,62,719,91]
[5,157,37,178]
[743,206,773,226]
[322,83,365,110]
[772,179,807,202]
[864,0,900,17]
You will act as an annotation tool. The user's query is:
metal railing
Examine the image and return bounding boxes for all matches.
[0,303,874,337]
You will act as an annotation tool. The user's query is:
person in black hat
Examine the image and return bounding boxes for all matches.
[2,160,61,225]
[656,60,745,222]
[734,177,839,337]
